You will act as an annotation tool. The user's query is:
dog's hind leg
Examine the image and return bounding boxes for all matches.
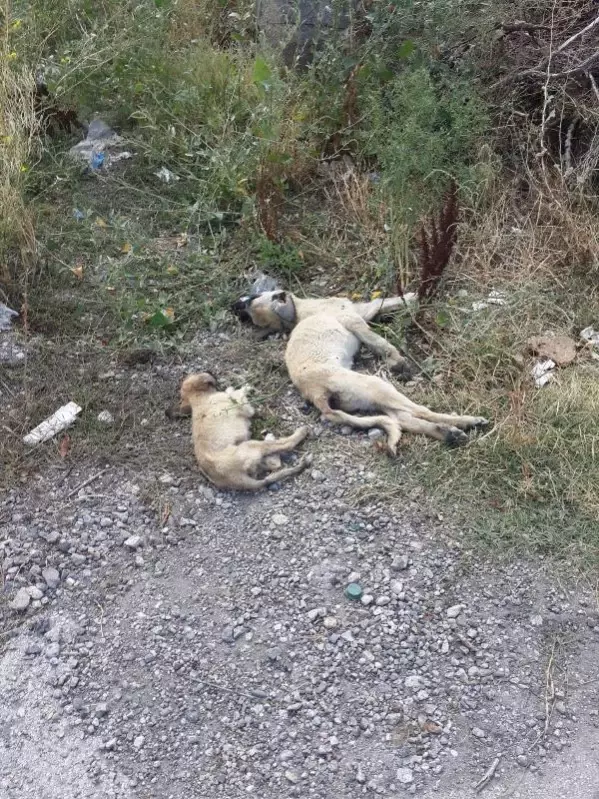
[394,412,468,446]
[406,404,488,431]
[313,396,402,455]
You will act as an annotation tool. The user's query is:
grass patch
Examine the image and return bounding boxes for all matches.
[3,0,599,569]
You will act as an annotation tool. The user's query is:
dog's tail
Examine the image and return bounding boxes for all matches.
[180,373,216,409]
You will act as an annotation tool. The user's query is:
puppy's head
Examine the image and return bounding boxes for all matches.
[180,372,217,410]
[231,290,296,331]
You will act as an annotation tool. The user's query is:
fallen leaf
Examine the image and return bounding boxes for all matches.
[166,264,179,275]
[71,263,84,280]
[59,434,71,458]
[94,217,108,229]
[527,334,576,366]
[121,241,133,254]
[371,290,382,300]
[351,292,362,301]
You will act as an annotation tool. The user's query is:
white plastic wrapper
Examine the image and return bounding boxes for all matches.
[23,402,82,445]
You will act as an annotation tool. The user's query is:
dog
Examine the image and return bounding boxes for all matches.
[180,372,311,490]
[232,291,488,454]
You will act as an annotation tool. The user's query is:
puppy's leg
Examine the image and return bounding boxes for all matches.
[395,411,468,447]
[343,315,409,373]
[242,426,310,459]
[232,456,311,490]
[354,297,409,321]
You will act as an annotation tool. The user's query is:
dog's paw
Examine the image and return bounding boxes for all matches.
[444,428,468,447]
[471,416,490,430]
[297,425,311,441]
[389,359,413,381]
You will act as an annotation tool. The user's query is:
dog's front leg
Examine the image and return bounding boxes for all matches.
[343,315,410,375]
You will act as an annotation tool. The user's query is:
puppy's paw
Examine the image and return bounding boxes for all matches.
[298,452,314,469]
[297,425,311,441]
[444,428,468,448]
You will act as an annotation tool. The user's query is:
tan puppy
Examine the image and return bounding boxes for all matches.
[233,292,488,454]
[180,373,310,490]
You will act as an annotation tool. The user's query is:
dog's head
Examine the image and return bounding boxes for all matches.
[232,290,296,331]
[180,372,217,409]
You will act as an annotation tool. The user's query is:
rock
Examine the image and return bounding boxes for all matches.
[368,428,384,441]
[27,586,44,600]
[527,334,576,366]
[390,580,403,596]
[10,587,31,612]
[404,675,423,691]
[133,735,145,749]
[555,700,567,716]
[517,754,529,767]
[472,727,486,739]
[310,469,325,482]
[376,595,391,606]
[396,767,414,785]
[530,614,543,627]
[97,410,115,424]
[124,535,142,550]
[391,554,409,571]
[446,604,463,618]
[272,513,289,526]
[323,616,337,629]
[42,567,60,589]
[284,769,299,784]
[361,594,374,606]
[257,0,359,69]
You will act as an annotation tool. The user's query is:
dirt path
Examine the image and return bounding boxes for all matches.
[2,337,599,798]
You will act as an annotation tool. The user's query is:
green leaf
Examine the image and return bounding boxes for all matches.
[252,57,272,87]
[398,40,415,59]
[435,309,450,328]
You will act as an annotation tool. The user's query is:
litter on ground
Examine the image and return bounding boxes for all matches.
[23,402,83,446]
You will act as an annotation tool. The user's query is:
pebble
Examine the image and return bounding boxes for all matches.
[391,554,409,571]
[10,587,31,612]
[97,410,114,424]
[42,567,60,589]
[472,727,486,739]
[446,604,463,618]
[396,767,414,785]
[272,513,289,526]
[124,535,142,550]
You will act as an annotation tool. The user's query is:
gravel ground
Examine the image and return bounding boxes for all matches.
[2,337,599,798]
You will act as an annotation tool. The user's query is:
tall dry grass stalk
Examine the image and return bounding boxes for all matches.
[0,13,39,313]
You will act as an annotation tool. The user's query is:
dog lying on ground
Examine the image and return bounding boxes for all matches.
[233,292,488,455]
[180,373,311,490]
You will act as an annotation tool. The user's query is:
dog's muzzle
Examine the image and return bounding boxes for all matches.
[231,294,259,322]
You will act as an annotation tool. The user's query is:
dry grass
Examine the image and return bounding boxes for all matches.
[0,41,38,302]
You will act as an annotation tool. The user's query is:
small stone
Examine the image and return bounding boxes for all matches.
[361,594,374,607]
[310,470,325,482]
[95,703,109,717]
[272,513,289,527]
[555,701,567,716]
[45,642,61,659]
[356,766,366,784]
[391,554,409,571]
[446,604,463,618]
[530,614,543,627]
[307,607,324,622]
[124,535,142,550]
[368,428,384,441]
[25,642,42,655]
[376,595,391,606]
[404,675,423,691]
[323,616,338,630]
[517,755,529,767]
[390,580,403,596]
[133,735,145,749]
[284,770,299,784]
[472,727,486,739]
[396,767,414,785]
[42,567,60,589]
[97,410,114,424]
[10,588,30,612]
[27,586,44,600]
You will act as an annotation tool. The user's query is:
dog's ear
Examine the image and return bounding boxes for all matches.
[271,291,296,327]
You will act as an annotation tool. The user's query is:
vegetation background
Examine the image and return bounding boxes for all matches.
[3,0,599,566]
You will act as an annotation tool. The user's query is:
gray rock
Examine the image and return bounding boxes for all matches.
[42,567,60,589]
[10,587,31,612]
[124,535,142,550]
[396,767,414,784]
[446,604,463,618]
